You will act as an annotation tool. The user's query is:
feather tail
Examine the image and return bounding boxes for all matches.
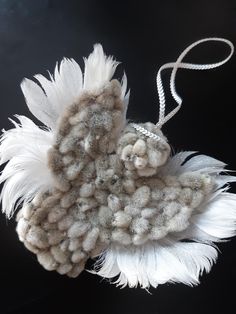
[94,241,217,289]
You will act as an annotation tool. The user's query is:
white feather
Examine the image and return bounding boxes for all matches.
[174,192,236,245]
[21,45,128,130]
[215,175,236,189]
[21,78,56,129]
[0,115,54,218]
[121,72,130,123]
[94,241,217,289]
[171,224,220,244]
[83,44,119,91]
[180,154,226,174]
[161,152,227,177]
[160,151,196,176]
[35,58,83,120]
[121,72,128,99]
[191,192,236,239]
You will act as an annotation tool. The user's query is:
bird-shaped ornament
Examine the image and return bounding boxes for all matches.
[1,38,236,289]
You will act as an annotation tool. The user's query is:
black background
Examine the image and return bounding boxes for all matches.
[0,0,236,313]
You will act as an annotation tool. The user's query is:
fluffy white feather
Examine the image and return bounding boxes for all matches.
[0,115,54,218]
[21,78,56,129]
[22,58,83,129]
[121,73,130,123]
[21,44,129,130]
[83,44,119,91]
[94,241,217,289]
[191,192,236,239]
[160,151,226,176]
[180,154,227,174]
[159,151,197,176]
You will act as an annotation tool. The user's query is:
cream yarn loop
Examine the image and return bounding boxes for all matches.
[132,37,234,137]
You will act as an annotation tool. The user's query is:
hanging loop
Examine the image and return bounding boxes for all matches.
[131,37,234,140]
[156,37,234,128]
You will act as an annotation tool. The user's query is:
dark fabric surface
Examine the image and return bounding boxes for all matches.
[0,1,236,313]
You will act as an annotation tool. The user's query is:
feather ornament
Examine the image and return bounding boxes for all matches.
[1,39,236,290]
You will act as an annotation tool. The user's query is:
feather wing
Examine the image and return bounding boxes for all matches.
[94,152,236,288]
[1,44,129,218]
[0,115,54,218]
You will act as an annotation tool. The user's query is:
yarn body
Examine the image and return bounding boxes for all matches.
[16,80,215,277]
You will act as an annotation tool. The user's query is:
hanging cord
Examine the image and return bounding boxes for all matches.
[131,37,234,140]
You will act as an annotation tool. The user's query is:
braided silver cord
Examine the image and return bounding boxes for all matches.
[157,37,234,127]
[131,123,167,145]
[132,37,234,140]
